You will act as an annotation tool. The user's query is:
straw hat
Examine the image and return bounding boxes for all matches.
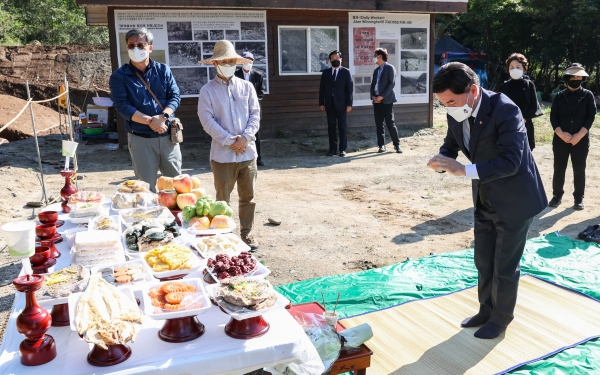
[198,40,251,64]
[563,65,589,77]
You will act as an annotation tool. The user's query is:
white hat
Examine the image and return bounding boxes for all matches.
[563,65,589,77]
[198,40,251,65]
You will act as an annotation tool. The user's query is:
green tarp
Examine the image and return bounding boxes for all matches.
[275,233,600,374]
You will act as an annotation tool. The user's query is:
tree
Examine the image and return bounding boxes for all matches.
[1,0,108,45]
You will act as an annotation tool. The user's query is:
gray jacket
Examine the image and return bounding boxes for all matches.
[370,62,397,104]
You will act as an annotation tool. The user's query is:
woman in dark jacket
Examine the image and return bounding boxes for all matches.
[499,53,541,150]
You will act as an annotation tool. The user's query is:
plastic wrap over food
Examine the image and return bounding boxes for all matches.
[339,323,373,348]
[266,311,339,375]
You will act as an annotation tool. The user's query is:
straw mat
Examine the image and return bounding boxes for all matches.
[341,275,600,375]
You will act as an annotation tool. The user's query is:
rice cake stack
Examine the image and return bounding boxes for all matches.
[73,230,125,267]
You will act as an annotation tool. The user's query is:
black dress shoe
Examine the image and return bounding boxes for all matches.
[574,199,584,211]
[395,145,403,153]
[339,151,346,157]
[377,146,386,153]
[548,196,562,207]
[579,225,599,239]
[257,160,264,166]
[327,150,336,156]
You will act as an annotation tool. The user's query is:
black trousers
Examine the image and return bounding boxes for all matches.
[373,103,400,147]
[473,189,532,327]
[552,138,589,199]
[326,100,347,152]
[524,117,535,151]
[255,130,261,161]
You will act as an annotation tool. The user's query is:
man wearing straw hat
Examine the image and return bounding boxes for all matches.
[110,28,181,192]
[547,63,597,210]
[197,40,260,250]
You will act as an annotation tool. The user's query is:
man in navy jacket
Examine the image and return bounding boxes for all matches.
[319,50,353,156]
[110,28,181,192]
[427,62,547,339]
[370,48,401,153]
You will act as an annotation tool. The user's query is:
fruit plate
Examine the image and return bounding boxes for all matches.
[205,254,270,282]
[68,287,135,332]
[120,207,175,228]
[205,284,290,321]
[141,278,212,320]
[140,246,206,279]
[177,214,235,235]
[90,259,153,289]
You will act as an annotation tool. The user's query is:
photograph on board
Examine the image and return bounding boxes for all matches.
[168,42,202,67]
[171,67,209,95]
[400,28,427,50]
[400,51,427,72]
[400,73,427,94]
[194,30,209,41]
[167,22,192,41]
[235,42,266,64]
[210,30,225,41]
[202,42,216,54]
[241,22,266,40]
[225,30,240,41]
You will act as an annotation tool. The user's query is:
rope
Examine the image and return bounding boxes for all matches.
[0,90,70,134]
[0,99,32,134]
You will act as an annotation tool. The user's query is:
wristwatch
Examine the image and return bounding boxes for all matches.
[162,112,170,119]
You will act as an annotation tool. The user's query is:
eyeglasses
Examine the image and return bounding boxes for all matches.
[127,43,148,50]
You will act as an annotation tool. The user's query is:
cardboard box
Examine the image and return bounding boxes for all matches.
[86,105,110,124]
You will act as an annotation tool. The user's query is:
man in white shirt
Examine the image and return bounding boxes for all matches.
[234,52,265,166]
[197,40,261,250]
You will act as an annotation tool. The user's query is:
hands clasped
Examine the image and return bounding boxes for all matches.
[427,154,466,176]
[149,116,168,134]
[230,135,248,155]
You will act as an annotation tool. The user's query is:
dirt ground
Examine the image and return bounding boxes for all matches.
[0,94,68,141]
[1,107,600,349]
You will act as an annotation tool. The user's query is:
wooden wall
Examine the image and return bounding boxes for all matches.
[109,8,433,146]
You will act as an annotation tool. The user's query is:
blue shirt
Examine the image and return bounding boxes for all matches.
[109,60,181,136]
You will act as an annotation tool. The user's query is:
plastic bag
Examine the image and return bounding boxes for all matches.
[267,311,341,375]
[340,323,373,348]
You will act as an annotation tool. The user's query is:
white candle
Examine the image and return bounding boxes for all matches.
[21,258,33,276]
[64,156,70,171]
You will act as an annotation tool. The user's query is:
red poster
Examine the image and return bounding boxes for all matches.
[353,27,376,66]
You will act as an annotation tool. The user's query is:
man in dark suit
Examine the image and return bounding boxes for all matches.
[427,62,547,339]
[235,52,265,166]
[319,50,353,156]
[371,48,401,153]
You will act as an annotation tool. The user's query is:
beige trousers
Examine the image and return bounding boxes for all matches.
[210,159,257,238]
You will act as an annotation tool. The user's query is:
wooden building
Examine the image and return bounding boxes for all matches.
[77,1,467,145]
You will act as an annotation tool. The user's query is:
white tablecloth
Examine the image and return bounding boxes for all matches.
[0,204,324,375]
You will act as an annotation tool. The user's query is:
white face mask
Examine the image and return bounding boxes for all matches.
[217,64,236,78]
[447,90,474,123]
[509,68,523,80]
[373,57,379,64]
[243,62,253,71]
[128,47,148,63]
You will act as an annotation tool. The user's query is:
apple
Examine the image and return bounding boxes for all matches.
[176,192,197,210]
[190,187,207,200]
[191,176,201,189]
[158,189,178,209]
[190,216,210,230]
[173,174,192,194]
[157,176,173,191]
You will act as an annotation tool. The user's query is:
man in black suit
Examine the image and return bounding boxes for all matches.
[427,62,547,339]
[235,52,265,166]
[319,50,353,156]
[371,48,401,153]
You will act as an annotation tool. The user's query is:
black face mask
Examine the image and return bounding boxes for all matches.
[567,79,582,89]
[331,60,340,68]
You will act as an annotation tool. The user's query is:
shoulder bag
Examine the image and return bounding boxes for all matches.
[134,71,183,144]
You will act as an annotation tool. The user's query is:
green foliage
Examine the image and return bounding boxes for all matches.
[437,0,600,93]
[1,0,108,45]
